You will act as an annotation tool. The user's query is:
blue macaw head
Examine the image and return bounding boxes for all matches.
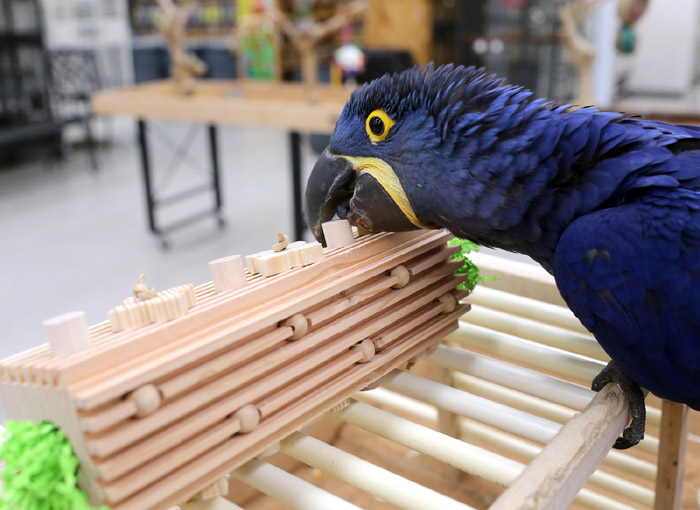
[305,64,509,243]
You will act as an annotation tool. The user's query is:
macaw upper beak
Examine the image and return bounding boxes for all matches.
[305,148,422,244]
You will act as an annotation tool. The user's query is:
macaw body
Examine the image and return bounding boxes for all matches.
[305,64,700,445]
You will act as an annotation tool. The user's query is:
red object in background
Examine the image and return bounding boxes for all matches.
[500,0,527,9]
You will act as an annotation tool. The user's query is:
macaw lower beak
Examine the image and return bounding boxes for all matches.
[305,148,424,244]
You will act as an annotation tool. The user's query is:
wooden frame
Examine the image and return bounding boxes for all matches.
[463,252,689,509]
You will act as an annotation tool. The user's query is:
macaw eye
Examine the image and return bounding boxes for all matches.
[365,109,395,143]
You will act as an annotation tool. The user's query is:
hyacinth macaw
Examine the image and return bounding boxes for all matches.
[305,64,700,448]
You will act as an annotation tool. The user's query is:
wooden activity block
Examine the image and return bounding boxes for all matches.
[245,241,324,277]
[0,227,467,510]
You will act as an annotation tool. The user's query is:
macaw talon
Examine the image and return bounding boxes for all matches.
[592,360,646,449]
[305,148,419,245]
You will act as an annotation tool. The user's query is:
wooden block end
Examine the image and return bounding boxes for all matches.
[43,311,91,357]
[322,219,356,249]
[209,255,248,293]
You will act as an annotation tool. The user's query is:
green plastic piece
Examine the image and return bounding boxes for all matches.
[0,420,109,510]
[448,238,496,292]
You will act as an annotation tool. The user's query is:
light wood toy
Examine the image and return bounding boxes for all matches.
[0,221,467,510]
[157,0,207,95]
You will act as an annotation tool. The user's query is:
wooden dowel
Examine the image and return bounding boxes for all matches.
[448,321,605,382]
[104,416,243,502]
[444,327,660,455]
[159,326,292,401]
[258,349,360,417]
[231,458,362,510]
[468,285,589,333]
[452,371,577,424]
[381,370,561,444]
[654,400,689,510]
[467,304,608,361]
[354,387,658,482]
[408,244,461,276]
[336,400,523,485]
[467,252,565,306]
[429,344,595,410]
[95,392,253,481]
[374,301,445,350]
[279,431,476,510]
[81,399,137,433]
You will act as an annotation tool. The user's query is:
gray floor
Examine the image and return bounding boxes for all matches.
[0,120,312,360]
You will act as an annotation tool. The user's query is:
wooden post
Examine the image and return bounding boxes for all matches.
[209,255,248,293]
[430,363,462,485]
[654,400,689,510]
[44,311,91,356]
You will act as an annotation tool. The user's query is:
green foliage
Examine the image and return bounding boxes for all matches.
[0,421,109,510]
[448,238,497,292]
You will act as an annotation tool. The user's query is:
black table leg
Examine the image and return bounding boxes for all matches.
[137,119,158,236]
[209,124,225,227]
[290,131,304,241]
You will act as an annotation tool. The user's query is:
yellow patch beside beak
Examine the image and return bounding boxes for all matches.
[335,155,428,229]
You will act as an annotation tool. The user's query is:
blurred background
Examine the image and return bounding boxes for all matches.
[0,0,694,356]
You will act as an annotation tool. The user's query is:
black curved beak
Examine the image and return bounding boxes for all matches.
[305,148,420,244]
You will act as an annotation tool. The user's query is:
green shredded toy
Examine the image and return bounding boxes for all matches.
[0,420,108,510]
[448,238,496,292]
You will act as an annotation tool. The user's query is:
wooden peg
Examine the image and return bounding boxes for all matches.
[390,265,410,289]
[281,313,308,340]
[353,339,375,363]
[438,293,457,314]
[233,404,260,433]
[44,311,91,357]
[209,255,248,294]
[127,384,162,417]
[322,219,356,249]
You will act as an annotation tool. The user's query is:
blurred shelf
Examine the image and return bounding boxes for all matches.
[0,31,42,45]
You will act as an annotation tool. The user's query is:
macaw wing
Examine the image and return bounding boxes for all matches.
[553,187,700,409]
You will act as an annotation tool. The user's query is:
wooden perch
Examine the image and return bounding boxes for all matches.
[157,0,207,94]
[490,382,630,510]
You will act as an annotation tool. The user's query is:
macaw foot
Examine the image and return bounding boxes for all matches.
[591,361,646,450]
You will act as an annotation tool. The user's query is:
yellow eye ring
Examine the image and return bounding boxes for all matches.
[366,109,395,143]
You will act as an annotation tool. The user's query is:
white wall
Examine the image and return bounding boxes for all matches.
[40,0,134,87]
[627,0,700,96]
[590,0,619,107]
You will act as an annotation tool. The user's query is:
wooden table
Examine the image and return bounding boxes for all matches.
[93,80,354,245]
